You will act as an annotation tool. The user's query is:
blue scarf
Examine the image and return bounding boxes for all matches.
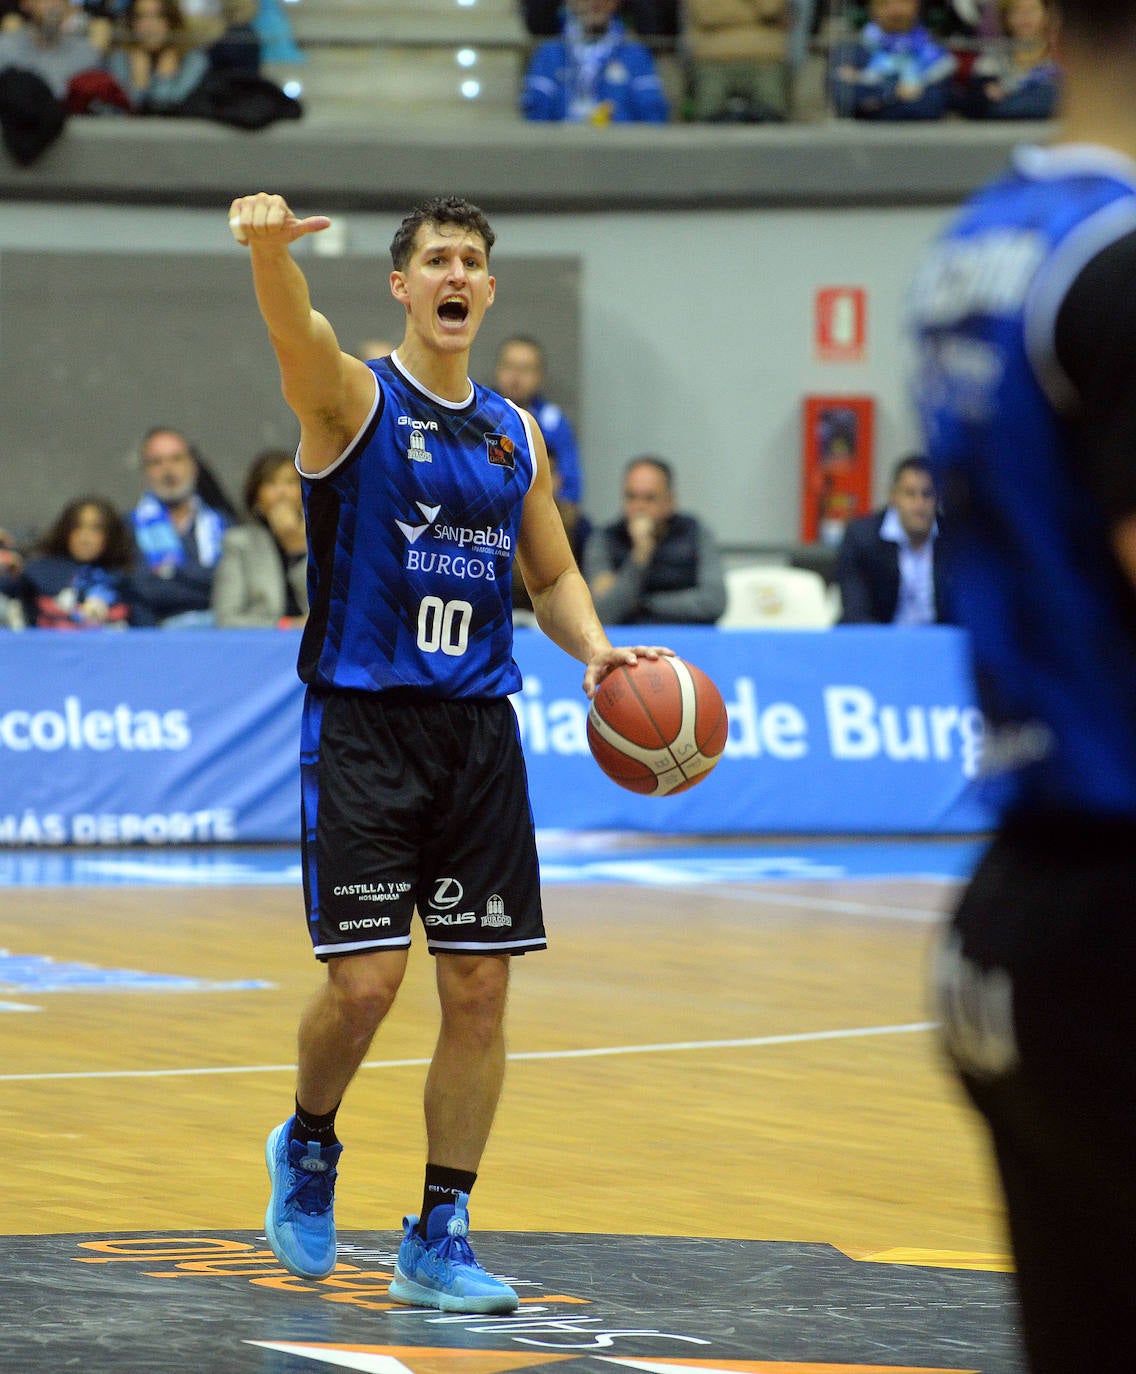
[563,14,625,121]
[132,492,227,571]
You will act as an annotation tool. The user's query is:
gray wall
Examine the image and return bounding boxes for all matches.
[0,197,949,544]
[0,230,578,531]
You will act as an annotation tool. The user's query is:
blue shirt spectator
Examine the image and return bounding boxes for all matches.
[129,426,231,626]
[493,335,584,505]
[522,0,669,123]
[830,0,955,120]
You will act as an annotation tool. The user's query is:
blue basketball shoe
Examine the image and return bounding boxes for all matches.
[264,1118,341,1280]
[388,1193,519,1313]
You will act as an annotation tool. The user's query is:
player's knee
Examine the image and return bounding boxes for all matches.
[438,956,509,1037]
[328,955,403,1033]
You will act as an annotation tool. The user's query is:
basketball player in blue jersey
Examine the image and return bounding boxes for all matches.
[228,190,669,1313]
[910,1,1136,1365]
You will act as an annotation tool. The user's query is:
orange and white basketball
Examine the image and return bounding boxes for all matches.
[586,656,728,796]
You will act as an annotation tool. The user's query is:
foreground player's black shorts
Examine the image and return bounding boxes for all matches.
[300,687,546,960]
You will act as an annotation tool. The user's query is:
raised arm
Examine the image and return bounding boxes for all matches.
[228,193,377,473]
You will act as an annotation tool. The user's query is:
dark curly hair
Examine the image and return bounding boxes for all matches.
[241,448,297,517]
[389,196,495,271]
[36,497,136,571]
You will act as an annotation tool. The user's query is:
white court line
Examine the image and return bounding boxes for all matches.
[707,888,949,922]
[0,1021,937,1084]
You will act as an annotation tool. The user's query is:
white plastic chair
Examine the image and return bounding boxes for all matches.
[719,565,835,629]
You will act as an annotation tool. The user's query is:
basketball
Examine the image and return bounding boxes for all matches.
[587,656,728,797]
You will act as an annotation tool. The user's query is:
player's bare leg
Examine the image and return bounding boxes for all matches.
[425,953,510,1167]
[265,949,408,1280]
[297,949,410,1112]
[389,952,518,1313]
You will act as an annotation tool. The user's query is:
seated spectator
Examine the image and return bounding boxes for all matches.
[0,0,103,94]
[685,0,791,122]
[212,447,308,629]
[0,525,26,628]
[521,0,670,123]
[130,425,230,626]
[106,0,206,111]
[0,0,105,158]
[835,454,954,624]
[202,0,260,73]
[0,525,24,579]
[584,455,726,624]
[954,0,1057,119]
[493,334,584,509]
[8,496,143,629]
[830,0,955,120]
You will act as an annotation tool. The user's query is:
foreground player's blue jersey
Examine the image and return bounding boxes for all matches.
[910,145,1136,818]
[297,352,537,697]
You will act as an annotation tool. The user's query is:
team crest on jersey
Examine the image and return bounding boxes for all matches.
[406,430,433,464]
[484,432,516,471]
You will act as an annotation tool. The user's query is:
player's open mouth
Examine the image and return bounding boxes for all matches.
[437,296,469,325]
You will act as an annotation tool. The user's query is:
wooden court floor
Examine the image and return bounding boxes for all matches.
[1,867,1008,1265]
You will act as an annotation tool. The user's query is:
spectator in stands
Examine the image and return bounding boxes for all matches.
[685,0,792,122]
[585,455,726,624]
[954,0,1057,119]
[7,495,142,629]
[0,526,26,628]
[493,335,584,509]
[202,0,261,73]
[130,425,230,626]
[0,525,24,579]
[521,0,670,123]
[0,0,103,95]
[830,0,955,120]
[0,0,106,161]
[106,0,207,111]
[212,447,308,629]
[835,454,954,624]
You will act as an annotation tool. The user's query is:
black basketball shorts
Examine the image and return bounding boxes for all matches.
[299,688,546,960]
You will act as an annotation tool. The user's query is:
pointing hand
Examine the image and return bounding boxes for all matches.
[228,193,332,247]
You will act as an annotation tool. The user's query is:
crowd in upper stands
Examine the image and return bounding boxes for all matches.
[516,0,1058,124]
[0,0,1060,159]
[0,0,299,161]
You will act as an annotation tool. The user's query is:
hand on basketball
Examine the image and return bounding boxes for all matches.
[228,193,332,248]
[583,644,674,699]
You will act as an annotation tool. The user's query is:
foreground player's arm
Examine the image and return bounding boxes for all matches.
[1053,227,1136,595]
[228,193,375,472]
[515,425,671,697]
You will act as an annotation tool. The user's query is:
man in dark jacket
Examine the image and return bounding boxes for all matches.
[835,454,953,624]
[584,455,726,624]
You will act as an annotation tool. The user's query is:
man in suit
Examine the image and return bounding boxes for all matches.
[835,454,952,624]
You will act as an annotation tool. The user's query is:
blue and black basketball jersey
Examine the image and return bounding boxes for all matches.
[910,144,1136,817]
[297,351,538,697]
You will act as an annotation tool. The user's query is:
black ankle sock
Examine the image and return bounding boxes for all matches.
[417,1163,477,1238]
[290,1098,340,1149]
